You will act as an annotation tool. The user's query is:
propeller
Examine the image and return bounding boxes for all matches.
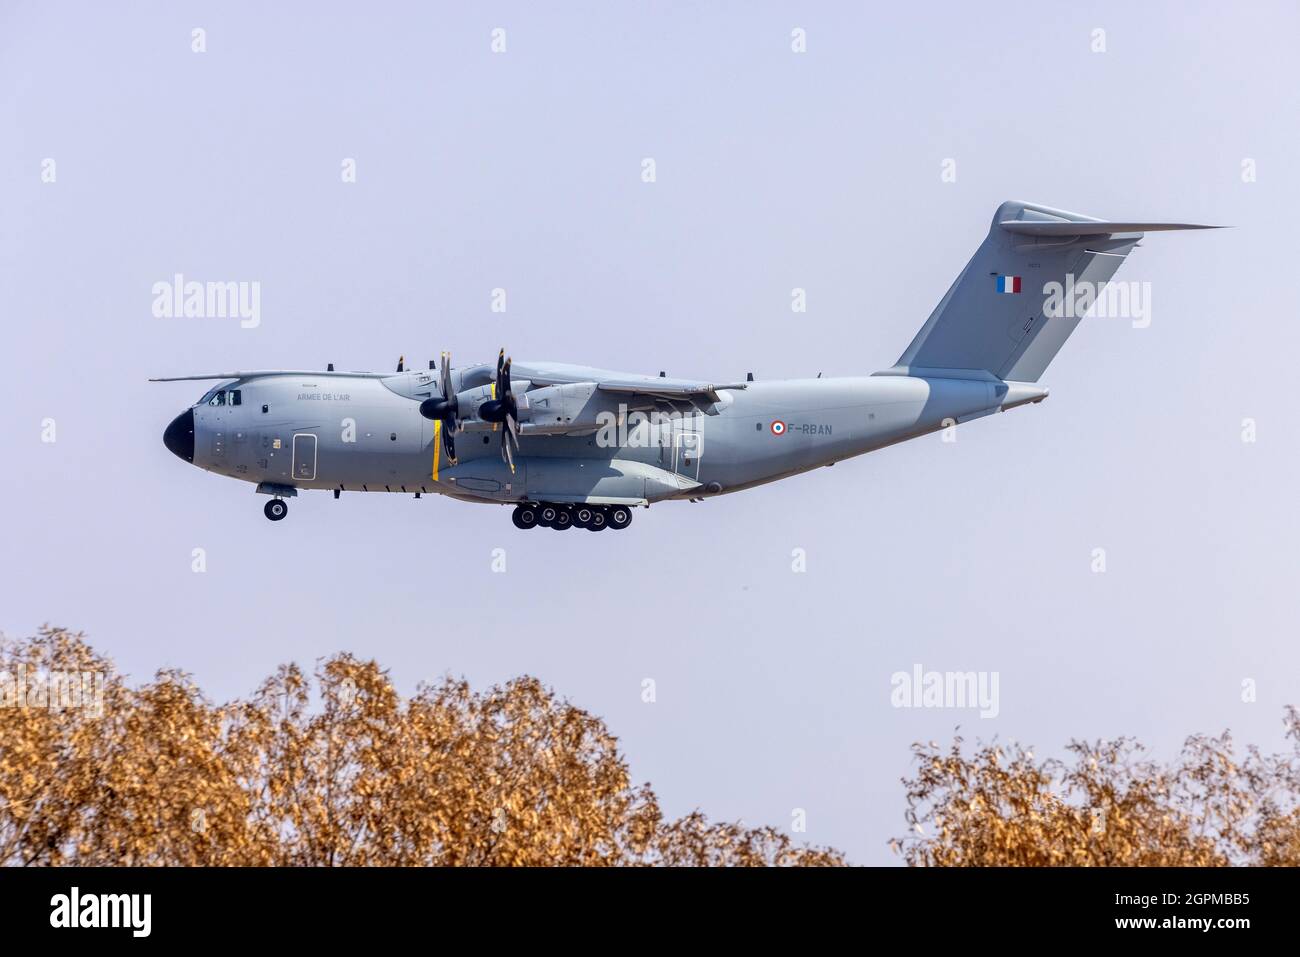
[478,348,520,473]
[418,351,459,464]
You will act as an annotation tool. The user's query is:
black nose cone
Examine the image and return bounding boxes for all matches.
[163,408,195,462]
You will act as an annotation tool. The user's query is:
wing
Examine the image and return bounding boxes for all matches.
[595,377,748,404]
[506,362,748,406]
[149,370,393,382]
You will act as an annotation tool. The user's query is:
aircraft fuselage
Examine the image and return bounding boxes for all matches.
[164,365,1043,511]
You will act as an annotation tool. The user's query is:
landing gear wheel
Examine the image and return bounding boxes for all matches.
[586,508,608,532]
[512,504,539,529]
[608,506,632,530]
[574,506,594,528]
[264,499,288,522]
[552,507,574,531]
[538,505,559,528]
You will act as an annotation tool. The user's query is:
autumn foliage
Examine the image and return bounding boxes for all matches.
[0,627,843,866]
[895,710,1300,866]
[8,627,1299,867]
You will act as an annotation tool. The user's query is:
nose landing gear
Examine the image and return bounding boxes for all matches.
[256,483,296,522]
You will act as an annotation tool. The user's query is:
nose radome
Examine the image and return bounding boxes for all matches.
[163,408,195,462]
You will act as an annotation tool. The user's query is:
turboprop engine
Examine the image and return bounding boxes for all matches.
[515,382,629,435]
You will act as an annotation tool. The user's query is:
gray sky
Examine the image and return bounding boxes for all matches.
[2,1,1297,864]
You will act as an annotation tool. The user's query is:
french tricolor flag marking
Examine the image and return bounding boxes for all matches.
[997,275,1022,294]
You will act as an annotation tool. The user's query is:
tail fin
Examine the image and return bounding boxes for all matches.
[889,201,1220,382]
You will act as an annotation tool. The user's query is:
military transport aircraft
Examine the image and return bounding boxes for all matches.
[156,201,1218,531]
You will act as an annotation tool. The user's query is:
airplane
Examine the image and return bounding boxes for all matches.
[156,200,1219,531]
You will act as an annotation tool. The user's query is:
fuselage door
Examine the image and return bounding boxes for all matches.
[292,433,318,481]
[672,426,702,481]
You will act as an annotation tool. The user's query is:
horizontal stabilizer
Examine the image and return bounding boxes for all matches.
[999,220,1223,236]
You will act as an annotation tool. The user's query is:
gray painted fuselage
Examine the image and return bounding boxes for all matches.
[183,365,1042,507]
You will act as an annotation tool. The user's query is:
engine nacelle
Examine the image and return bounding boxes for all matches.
[454,383,496,422]
[518,382,624,434]
[439,379,533,428]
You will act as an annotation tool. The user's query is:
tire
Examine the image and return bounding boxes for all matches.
[552,507,573,531]
[574,507,594,528]
[512,504,539,529]
[586,509,607,532]
[264,499,288,522]
[538,505,558,527]
[608,506,632,530]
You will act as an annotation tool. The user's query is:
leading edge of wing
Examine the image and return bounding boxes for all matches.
[149,370,394,382]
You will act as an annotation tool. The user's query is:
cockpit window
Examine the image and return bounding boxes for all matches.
[196,384,241,408]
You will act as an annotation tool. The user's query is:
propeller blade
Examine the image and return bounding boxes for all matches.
[494,351,519,471]
[491,349,507,431]
[503,355,518,427]
[501,428,516,474]
[504,393,520,448]
[439,352,455,408]
[442,421,457,464]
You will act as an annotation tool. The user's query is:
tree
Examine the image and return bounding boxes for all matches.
[0,627,842,867]
[895,709,1300,866]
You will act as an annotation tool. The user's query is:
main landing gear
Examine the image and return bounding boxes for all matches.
[512,503,633,532]
[264,499,288,522]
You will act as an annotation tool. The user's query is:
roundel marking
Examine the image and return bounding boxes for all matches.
[770,420,787,435]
